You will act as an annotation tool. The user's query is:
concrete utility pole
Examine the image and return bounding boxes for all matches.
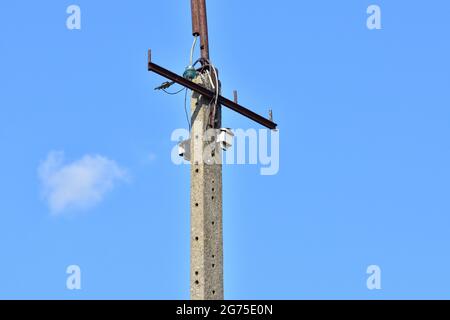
[190,0,223,300]
[190,78,223,300]
[147,0,277,300]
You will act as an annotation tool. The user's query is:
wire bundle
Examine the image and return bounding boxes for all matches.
[156,35,220,131]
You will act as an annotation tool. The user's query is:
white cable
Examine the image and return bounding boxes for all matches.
[206,71,215,90]
[190,36,198,67]
[209,62,220,118]
[196,57,220,128]
[203,62,219,106]
[210,65,219,129]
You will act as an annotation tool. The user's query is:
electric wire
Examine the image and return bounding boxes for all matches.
[190,36,198,67]
[184,88,191,131]
[162,87,186,95]
[160,37,220,131]
[200,59,220,128]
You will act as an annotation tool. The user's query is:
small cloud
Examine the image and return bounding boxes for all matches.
[38,151,128,214]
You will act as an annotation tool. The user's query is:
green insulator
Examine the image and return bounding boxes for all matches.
[183,66,197,80]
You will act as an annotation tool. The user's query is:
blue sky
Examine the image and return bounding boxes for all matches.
[0,0,450,299]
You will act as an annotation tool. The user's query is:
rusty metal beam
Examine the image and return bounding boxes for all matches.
[148,55,277,130]
[198,0,210,61]
[190,0,201,36]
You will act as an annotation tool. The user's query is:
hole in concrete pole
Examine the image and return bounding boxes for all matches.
[211,196,215,200]
[212,290,216,295]
[212,264,215,268]
[195,271,199,276]
[195,280,199,285]
[195,237,199,241]
[212,188,215,192]
[195,168,199,173]
[212,254,215,258]
[195,203,199,207]
[211,221,215,225]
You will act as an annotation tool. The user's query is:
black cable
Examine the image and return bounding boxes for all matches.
[162,87,186,95]
[184,89,191,131]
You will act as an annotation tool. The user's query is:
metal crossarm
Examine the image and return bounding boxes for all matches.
[148,51,277,130]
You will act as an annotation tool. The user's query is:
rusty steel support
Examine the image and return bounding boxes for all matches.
[198,0,210,61]
[190,0,201,36]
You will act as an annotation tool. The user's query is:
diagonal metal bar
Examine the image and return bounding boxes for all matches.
[148,56,277,130]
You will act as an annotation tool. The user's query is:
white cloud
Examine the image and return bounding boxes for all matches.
[38,151,128,214]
